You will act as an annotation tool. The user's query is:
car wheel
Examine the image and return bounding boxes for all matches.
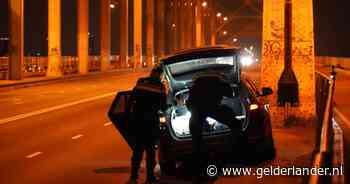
[262,135,276,160]
[243,136,276,164]
[160,161,176,176]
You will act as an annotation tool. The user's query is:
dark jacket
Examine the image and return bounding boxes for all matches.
[187,75,233,113]
[128,77,166,139]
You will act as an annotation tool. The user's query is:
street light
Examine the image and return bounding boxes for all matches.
[223,31,227,35]
[216,12,222,17]
[201,1,207,7]
[110,4,115,8]
[223,16,228,21]
[233,38,238,43]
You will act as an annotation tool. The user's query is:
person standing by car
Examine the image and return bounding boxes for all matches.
[126,68,166,184]
[186,74,236,182]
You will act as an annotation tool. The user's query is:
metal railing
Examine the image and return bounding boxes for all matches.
[88,56,101,72]
[62,56,78,75]
[0,56,119,79]
[0,57,8,79]
[0,55,154,80]
[23,57,47,77]
[309,70,344,184]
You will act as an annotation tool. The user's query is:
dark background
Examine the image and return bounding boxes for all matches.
[0,0,349,57]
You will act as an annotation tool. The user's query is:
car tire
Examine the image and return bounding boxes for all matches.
[242,135,276,164]
[160,161,176,176]
[259,135,276,161]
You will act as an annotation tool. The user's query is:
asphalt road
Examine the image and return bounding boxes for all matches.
[0,66,344,184]
[0,71,147,184]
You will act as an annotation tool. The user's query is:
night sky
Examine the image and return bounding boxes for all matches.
[0,0,349,57]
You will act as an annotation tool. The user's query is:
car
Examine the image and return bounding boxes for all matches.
[108,46,275,175]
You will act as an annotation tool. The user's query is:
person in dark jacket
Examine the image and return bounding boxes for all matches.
[186,74,236,183]
[126,68,166,184]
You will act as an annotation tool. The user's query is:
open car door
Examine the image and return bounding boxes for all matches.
[108,90,136,150]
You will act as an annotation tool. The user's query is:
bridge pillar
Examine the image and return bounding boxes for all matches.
[100,0,111,71]
[188,1,195,48]
[179,1,185,50]
[146,0,154,67]
[155,0,165,57]
[209,0,216,46]
[77,0,89,74]
[195,0,204,47]
[133,0,142,68]
[184,0,193,49]
[120,0,128,68]
[47,0,62,77]
[8,0,24,80]
[174,0,180,51]
[261,0,316,125]
[169,1,176,53]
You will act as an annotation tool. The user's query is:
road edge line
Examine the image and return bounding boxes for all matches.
[0,92,116,125]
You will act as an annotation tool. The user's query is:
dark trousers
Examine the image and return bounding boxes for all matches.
[189,106,241,179]
[189,110,208,178]
[130,139,157,181]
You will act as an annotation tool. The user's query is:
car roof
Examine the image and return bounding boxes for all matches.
[160,46,242,65]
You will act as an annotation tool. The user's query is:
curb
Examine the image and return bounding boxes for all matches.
[0,68,151,91]
[332,107,348,184]
[316,63,350,75]
[331,118,345,184]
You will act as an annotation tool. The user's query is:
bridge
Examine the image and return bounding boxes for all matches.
[0,0,349,184]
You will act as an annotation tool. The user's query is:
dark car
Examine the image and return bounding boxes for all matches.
[108,46,275,175]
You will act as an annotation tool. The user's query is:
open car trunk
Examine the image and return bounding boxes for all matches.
[162,49,245,138]
[169,89,248,138]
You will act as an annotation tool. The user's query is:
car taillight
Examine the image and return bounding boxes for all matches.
[249,104,259,111]
[159,115,166,125]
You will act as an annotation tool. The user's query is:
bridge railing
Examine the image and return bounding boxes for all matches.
[0,57,8,79]
[309,70,345,184]
[0,55,153,80]
[0,55,131,79]
[23,57,47,77]
[316,56,350,71]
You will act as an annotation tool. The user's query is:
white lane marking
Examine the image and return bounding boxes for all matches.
[72,134,84,140]
[0,92,116,125]
[104,122,113,126]
[26,152,42,159]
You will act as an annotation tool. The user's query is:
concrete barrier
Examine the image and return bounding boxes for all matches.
[316,56,350,70]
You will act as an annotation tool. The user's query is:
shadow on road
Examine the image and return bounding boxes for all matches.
[94,166,131,174]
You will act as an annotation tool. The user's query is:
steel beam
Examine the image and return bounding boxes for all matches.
[77,0,89,74]
[133,0,142,68]
[100,0,111,71]
[120,0,128,68]
[47,0,62,77]
[8,0,24,80]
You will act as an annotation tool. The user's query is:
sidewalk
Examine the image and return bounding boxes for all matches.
[0,68,151,91]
